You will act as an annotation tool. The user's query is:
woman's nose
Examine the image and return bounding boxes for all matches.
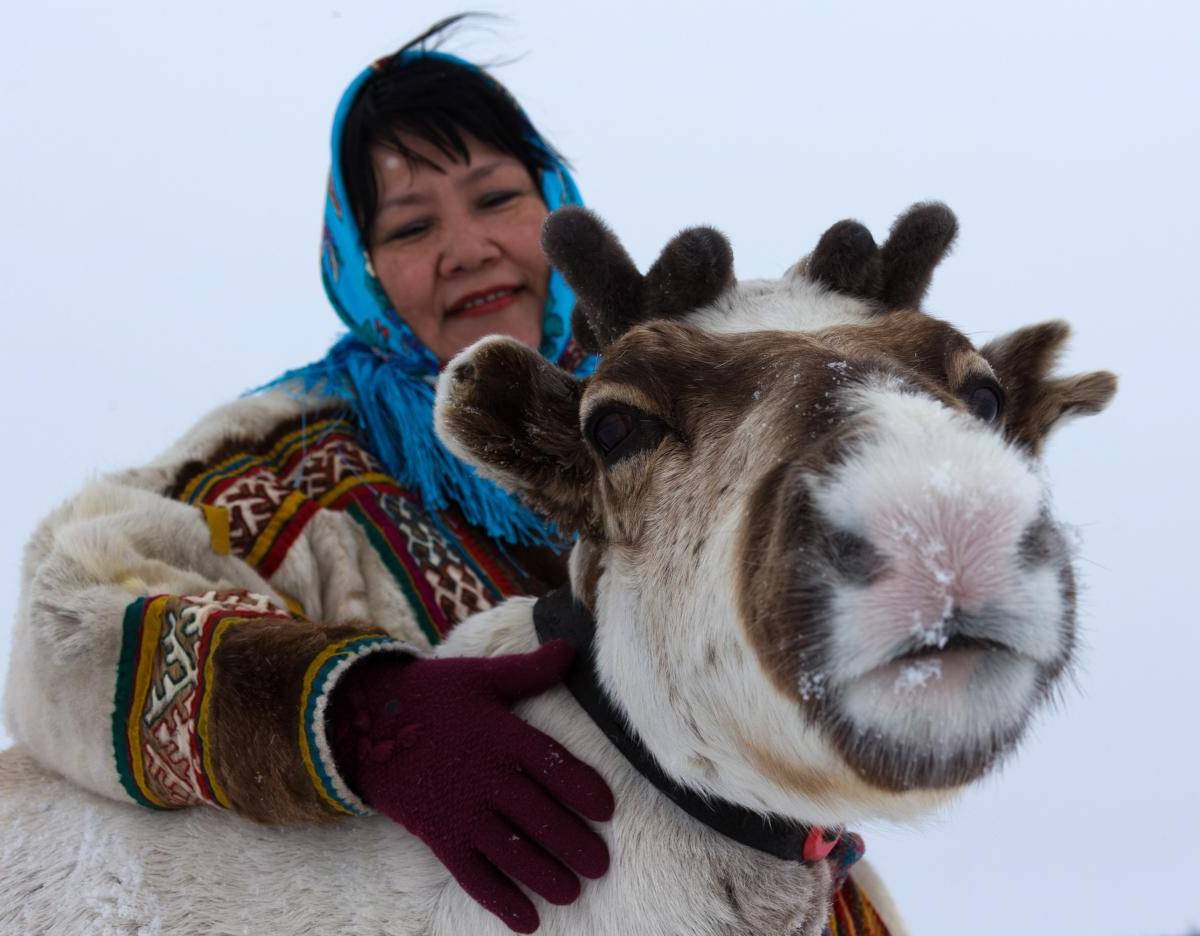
[438,221,502,277]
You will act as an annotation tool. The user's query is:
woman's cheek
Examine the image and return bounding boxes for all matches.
[374,252,438,332]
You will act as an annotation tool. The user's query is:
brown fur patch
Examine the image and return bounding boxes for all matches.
[946,346,996,389]
[733,727,838,802]
[439,338,596,533]
[208,618,389,824]
[571,537,606,612]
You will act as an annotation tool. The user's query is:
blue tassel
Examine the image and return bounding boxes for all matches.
[254,335,564,549]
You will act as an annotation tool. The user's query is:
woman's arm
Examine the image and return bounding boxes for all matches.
[4,390,614,933]
[4,393,419,821]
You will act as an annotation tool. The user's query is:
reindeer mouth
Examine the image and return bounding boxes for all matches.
[891,633,1012,663]
[831,627,1044,791]
[856,631,1026,700]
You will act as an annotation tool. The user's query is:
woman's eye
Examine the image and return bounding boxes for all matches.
[384,220,430,243]
[479,190,521,209]
[587,406,667,466]
[965,381,1005,423]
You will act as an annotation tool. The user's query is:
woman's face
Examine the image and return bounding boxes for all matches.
[366,134,550,363]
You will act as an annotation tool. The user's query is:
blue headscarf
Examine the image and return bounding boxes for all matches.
[263,52,595,548]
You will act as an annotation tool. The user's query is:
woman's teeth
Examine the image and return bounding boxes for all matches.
[459,289,514,311]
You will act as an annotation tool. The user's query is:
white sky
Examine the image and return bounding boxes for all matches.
[1,1,1197,933]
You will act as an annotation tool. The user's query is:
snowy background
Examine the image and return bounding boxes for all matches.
[1,1,1197,933]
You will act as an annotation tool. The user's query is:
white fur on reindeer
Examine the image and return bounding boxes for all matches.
[0,203,1114,935]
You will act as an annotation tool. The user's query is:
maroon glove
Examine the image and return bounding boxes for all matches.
[327,640,615,933]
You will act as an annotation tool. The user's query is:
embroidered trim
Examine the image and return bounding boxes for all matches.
[344,497,443,644]
[200,503,231,555]
[177,417,362,579]
[827,873,892,935]
[113,591,292,809]
[175,417,350,505]
[297,635,414,816]
[171,411,542,645]
[114,598,166,809]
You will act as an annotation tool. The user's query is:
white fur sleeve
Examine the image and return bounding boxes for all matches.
[1,391,425,813]
[4,475,294,802]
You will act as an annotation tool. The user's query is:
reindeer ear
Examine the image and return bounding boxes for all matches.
[642,226,735,318]
[878,202,958,310]
[434,337,596,532]
[981,320,1118,455]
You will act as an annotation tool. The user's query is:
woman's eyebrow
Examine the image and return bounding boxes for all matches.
[458,161,509,186]
[378,192,429,212]
[377,161,514,214]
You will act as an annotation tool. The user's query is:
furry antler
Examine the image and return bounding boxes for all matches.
[806,202,958,311]
[542,207,735,353]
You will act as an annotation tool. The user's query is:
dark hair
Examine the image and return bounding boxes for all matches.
[341,14,567,235]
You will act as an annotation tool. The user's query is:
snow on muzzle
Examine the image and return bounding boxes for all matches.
[808,380,1075,772]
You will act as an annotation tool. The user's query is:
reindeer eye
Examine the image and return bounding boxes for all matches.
[592,411,634,453]
[586,406,666,466]
[964,381,1005,424]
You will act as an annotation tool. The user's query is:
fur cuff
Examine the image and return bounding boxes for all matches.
[299,635,419,816]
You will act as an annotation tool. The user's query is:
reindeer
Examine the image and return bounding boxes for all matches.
[0,203,1115,936]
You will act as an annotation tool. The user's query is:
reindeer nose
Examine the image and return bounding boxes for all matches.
[451,360,476,384]
[1018,513,1069,569]
[824,530,885,583]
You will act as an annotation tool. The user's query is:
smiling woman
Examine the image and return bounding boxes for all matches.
[1,16,617,935]
[367,136,551,360]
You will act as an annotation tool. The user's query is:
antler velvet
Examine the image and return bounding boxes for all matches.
[542,207,735,354]
[806,202,959,311]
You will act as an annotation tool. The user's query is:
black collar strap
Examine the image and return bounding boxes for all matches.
[533,585,855,865]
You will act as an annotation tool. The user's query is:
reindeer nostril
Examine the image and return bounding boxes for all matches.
[453,361,476,383]
[1018,514,1066,568]
[826,531,884,583]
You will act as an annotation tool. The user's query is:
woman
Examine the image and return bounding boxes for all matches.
[8,18,605,934]
[5,17,890,935]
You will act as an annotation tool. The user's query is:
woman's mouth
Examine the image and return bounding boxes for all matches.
[446,286,524,320]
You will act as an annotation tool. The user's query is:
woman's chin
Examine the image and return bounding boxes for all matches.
[437,298,544,361]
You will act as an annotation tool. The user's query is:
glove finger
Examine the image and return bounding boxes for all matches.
[475,813,582,906]
[498,772,611,880]
[446,849,541,934]
[515,727,616,823]
[488,640,576,702]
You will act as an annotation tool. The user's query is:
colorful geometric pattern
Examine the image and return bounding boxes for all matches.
[172,413,530,644]
[825,874,892,936]
[175,416,359,578]
[113,590,292,809]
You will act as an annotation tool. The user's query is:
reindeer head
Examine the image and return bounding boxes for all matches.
[434,204,1116,826]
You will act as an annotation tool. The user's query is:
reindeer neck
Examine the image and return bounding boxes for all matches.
[532,585,861,868]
